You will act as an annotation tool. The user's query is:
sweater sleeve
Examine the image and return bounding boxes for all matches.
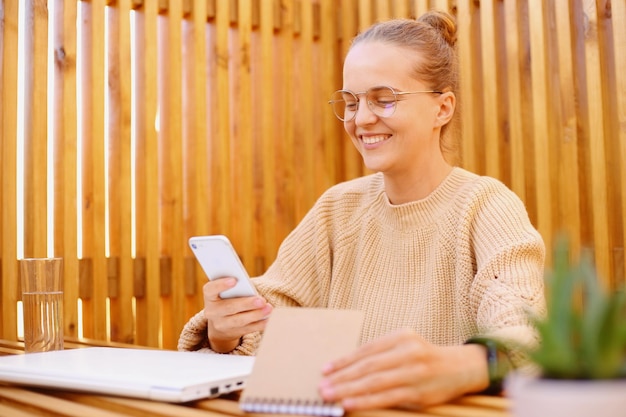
[464,179,546,365]
[177,310,262,355]
[252,205,333,308]
[177,196,334,354]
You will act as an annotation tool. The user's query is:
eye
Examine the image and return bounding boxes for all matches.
[341,93,358,110]
[369,89,396,108]
[373,98,395,108]
[345,100,358,111]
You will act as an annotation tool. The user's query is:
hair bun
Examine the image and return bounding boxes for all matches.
[418,10,457,47]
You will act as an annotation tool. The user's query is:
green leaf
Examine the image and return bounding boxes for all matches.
[527,236,626,380]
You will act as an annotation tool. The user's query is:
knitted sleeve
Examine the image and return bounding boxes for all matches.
[177,310,262,355]
[177,193,337,354]
[463,178,546,364]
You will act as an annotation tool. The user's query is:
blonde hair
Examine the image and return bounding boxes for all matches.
[350,11,460,163]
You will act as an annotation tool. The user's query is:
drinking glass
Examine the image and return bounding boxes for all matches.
[20,258,64,353]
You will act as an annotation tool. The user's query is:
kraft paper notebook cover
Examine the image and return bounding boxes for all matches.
[239,307,365,416]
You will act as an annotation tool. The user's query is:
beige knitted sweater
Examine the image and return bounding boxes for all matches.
[178,168,545,356]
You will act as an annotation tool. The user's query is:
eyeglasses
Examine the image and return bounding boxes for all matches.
[328,86,443,122]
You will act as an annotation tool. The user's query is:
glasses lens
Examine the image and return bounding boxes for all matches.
[366,86,397,118]
[330,90,358,121]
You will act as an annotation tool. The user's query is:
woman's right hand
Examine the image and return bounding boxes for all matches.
[203,277,273,353]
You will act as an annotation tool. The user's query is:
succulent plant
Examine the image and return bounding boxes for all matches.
[529,237,626,379]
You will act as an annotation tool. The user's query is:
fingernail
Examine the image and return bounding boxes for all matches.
[319,380,334,399]
[321,362,334,374]
[342,398,355,410]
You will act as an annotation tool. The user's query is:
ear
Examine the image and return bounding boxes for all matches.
[434,92,456,127]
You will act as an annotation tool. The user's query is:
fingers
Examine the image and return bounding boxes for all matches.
[202,277,273,352]
[325,382,424,411]
[320,342,426,400]
[202,277,235,301]
[203,278,271,317]
[320,362,423,400]
[319,330,456,410]
[323,329,421,376]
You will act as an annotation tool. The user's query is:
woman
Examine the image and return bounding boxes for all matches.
[178,10,545,410]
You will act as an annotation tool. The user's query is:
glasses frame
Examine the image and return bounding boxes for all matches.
[328,86,443,122]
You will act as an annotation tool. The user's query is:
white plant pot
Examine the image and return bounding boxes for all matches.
[506,372,626,417]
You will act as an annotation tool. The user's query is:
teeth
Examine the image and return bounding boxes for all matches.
[362,135,388,144]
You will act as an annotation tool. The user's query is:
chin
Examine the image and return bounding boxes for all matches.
[362,160,387,173]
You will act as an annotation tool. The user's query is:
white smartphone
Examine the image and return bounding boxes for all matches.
[188,235,257,298]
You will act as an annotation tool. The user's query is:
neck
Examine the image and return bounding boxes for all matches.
[383,162,453,204]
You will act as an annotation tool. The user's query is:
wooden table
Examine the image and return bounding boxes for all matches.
[0,338,511,417]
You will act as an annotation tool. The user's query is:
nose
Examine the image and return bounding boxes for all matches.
[353,97,378,125]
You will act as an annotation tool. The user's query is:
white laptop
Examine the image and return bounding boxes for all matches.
[0,347,255,403]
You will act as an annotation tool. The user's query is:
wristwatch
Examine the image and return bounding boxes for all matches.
[464,337,512,395]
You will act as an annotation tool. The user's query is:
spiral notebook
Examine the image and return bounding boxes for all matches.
[239,307,365,416]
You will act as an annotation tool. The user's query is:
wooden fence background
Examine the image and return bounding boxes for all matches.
[1,0,624,349]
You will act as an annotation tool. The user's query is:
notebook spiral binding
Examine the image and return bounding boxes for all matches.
[240,398,344,416]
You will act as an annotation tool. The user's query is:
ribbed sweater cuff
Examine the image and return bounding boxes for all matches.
[177,310,260,355]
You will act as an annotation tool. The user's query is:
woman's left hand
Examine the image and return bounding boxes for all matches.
[318,328,489,411]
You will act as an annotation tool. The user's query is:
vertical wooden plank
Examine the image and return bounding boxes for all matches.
[338,0,356,60]
[594,0,623,288]
[581,0,611,283]
[358,0,373,29]
[106,0,135,344]
[145,0,161,349]
[456,0,482,173]
[373,0,391,21]
[319,0,338,191]
[79,0,108,341]
[133,0,162,347]
[553,0,582,256]
[78,1,94,338]
[185,0,208,316]
[33,0,49,258]
[0,0,20,339]
[338,0,363,182]
[432,0,451,13]
[257,0,276,270]
[528,0,554,258]
[182,0,209,317]
[479,0,502,180]
[54,0,80,339]
[158,0,185,350]
[250,0,263,274]
[503,1,526,200]
[598,0,624,289]
[390,0,410,18]
[211,0,231,237]
[294,0,315,221]
[272,0,296,251]
[232,0,255,270]
[501,1,537,224]
[132,4,147,346]
[413,0,428,17]
[22,0,49,258]
[612,0,626,286]
[94,0,109,341]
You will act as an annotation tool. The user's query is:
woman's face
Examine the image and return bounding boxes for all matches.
[342,41,451,177]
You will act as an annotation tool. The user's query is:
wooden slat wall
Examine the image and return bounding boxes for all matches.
[1,0,624,348]
[1,0,19,340]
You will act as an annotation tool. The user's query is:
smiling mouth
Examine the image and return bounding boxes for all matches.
[361,135,390,145]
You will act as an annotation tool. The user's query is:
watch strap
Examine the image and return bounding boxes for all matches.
[464,336,511,395]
